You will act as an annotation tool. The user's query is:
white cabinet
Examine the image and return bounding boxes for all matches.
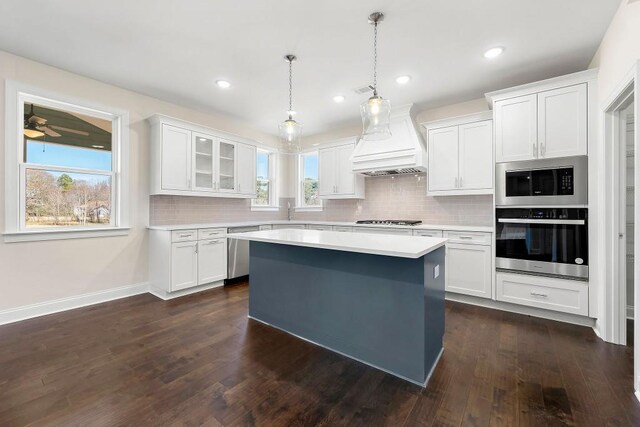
[150,227,228,298]
[356,227,413,236]
[236,143,256,195]
[446,243,492,299]
[493,82,588,162]
[494,95,537,162]
[150,115,258,198]
[272,224,306,230]
[171,241,198,291]
[412,229,443,238]
[427,126,459,191]
[306,224,333,231]
[318,140,365,199]
[425,115,493,196]
[458,121,493,190]
[161,124,192,191]
[496,272,588,316]
[538,84,587,159]
[197,238,227,285]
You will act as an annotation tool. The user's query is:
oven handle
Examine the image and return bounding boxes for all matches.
[497,218,585,225]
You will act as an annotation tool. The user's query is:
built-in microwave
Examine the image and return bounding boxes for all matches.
[495,156,588,206]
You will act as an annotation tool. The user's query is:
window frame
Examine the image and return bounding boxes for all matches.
[4,81,130,242]
[251,148,279,211]
[296,150,323,212]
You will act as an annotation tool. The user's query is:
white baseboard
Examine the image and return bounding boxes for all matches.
[149,281,224,300]
[628,305,635,320]
[0,282,149,326]
[445,292,596,328]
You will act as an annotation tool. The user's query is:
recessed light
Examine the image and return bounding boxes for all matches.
[216,80,231,89]
[91,145,104,149]
[483,47,504,59]
[395,75,411,85]
[333,95,345,103]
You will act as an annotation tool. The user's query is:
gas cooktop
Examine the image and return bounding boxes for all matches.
[356,220,422,226]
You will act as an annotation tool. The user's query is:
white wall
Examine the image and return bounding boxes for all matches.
[589,0,640,100]
[0,50,281,311]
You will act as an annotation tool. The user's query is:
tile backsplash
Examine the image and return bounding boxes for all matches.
[293,174,493,226]
[150,196,291,225]
[150,174,493,226]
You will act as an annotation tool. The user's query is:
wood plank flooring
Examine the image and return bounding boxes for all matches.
[0,281,639,426]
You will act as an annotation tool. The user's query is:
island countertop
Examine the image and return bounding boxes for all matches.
[231,229,447,259]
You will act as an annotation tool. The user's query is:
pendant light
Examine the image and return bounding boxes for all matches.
[360,12,392,141]
[279,54,302,154]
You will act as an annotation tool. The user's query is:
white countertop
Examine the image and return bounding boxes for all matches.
[229,229,448,259]
[148,220,493,233]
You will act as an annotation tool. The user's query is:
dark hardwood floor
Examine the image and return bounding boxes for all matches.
[1,282,639,426]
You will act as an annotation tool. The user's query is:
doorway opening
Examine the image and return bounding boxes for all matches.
[621,104,635,347]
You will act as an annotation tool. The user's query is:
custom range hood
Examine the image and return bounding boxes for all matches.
[351,104,428,176]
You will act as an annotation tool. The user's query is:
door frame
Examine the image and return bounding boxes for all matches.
[601,60,640,398]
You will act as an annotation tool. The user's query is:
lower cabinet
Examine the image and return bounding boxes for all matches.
[446,243,493,298]
[496,271,588,316]
[197,238,227,285]
[357,227,413,236]
[150,228,228,296]
[170,240,198,291]
[306,224,333,231]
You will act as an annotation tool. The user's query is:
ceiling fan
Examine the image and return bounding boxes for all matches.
[24,104,91,140]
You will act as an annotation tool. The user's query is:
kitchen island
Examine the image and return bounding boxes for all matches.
[232,229,447,386]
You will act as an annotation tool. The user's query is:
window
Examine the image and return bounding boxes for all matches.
[252,149,278,210]
[5,81,129,242]
[297,151,322,210]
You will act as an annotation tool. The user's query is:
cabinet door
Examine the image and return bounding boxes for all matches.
[161,124,192,190]
[538,84,587,159]
[197,238,227,285]
[193,133,216,191]
[217,140,237,192]
[335,144,355,195]
[428,126,459,191]
[236,143,256,195]
[446,243,492,298]
[495,94,537,162]
[318,148,336,196]
[171,241,198,291]
[459,120,493,190]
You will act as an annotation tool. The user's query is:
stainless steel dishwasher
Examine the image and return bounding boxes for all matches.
[226,226,261,282]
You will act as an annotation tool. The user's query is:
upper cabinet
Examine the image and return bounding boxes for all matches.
[488,69,596,163]
[318,138,365,199]
[150,115,258,198]
[424,113,493,196]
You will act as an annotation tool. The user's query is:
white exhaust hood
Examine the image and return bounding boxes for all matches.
[351,104,427,176]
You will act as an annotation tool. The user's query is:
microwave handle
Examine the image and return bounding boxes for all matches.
[498,218,585,225]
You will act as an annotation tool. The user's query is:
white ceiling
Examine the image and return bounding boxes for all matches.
[0,0,620,137]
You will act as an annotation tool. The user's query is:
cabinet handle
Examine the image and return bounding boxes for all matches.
[458,236,473,240]
[179,233,192,238]
[205,240,224,245]
[530,292,548,298]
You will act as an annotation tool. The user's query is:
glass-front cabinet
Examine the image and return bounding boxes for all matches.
[217,140,236,192]
[193,133,215,191]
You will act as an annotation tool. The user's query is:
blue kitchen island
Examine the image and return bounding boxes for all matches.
[231,228,447,386]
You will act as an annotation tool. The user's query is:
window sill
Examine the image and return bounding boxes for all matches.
[294,206,323,212]
[3,227,131,243]
[250,206,280,212]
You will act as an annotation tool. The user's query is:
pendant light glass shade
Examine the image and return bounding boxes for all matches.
[360,12,392,141]
[279,55,302,154]
[279,115,302,154]
[360,95,391,141]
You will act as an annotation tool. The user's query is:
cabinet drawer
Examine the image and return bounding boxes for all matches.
[259,225,273,231]
[272,224,306,230]
[198,228,226,240]
[333,226,353,232]
[306,225,333,231]
[172,230,197,242]
[444,230,492,245]
[357,227,413,236]
[496,272,588,316]
[413,229,443,238]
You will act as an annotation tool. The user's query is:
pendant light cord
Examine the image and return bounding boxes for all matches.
[288,59,293,119]
[372,20,378,96]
